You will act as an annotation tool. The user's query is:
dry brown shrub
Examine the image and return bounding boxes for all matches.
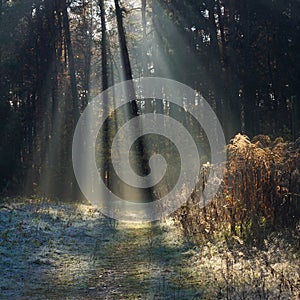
[174,134,300,242]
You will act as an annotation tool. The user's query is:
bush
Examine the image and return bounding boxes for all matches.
[174,134,300,243]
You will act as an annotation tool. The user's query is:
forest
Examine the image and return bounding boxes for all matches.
[0,0,300,299]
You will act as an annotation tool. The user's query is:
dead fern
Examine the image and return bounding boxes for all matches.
[174,134,300,242]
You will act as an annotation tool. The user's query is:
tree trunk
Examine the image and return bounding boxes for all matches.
[227,0,242,138]
[151,0,164,113]
[142,0,153,113]
[141,0,148,75]
[61,1,81,200]
[99,0,110,188]
[216,0,226,66]
[0,0,3,104]
[82,0,92,110]
[62,0,80,125]
[241,2,256,137]
[99,0,108,91]
[114,0,152,202]
[207,0,225,133]
[114,0,138,115]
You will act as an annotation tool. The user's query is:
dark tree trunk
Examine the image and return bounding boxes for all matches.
[82,0,92,110]
[141,0,148,75]
[142,0,153,113]
[151,0,164,113]
[114,0,138,115]
[99,0,108,91]
[0,0,3,104]
[226,0,242,138]
[59,0,81,200]
[113,0,152,203]
[207,0,225,132]
[99,0,110,188]
[216,0,226,65]
[62,0,80,124]
[241,2,256,137]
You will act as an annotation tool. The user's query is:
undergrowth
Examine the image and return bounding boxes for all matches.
[174,134,300,244]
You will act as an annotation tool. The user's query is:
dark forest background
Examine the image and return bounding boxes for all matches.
[0,0,299,201]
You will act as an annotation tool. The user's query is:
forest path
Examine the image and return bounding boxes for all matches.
[0,200,202,299]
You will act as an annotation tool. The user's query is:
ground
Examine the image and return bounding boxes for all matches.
[0,198,299,299]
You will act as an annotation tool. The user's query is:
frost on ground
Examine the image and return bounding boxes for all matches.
[0,198,299,299]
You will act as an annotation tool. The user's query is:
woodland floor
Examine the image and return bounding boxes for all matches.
[0,198,299,299]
